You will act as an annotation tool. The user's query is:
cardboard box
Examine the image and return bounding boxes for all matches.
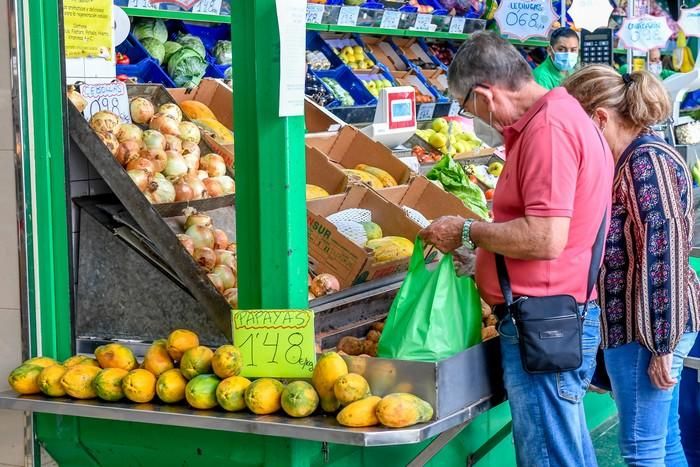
[362,37,410,73]
[381,176,481,221]
[305,97,345,134]
[306,126,414,186]
[307,185,423,288]
[306,146,348,196]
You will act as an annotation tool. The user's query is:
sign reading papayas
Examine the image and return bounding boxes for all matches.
[64,0,113,60]
[232,309,316,378]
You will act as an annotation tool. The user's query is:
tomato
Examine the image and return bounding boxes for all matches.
[485,189,495,200]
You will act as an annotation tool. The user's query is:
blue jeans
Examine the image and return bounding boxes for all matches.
[498,304,601,467]
[604,332,699,467]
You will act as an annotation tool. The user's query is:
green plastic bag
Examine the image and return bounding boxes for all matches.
[377,238,482,362]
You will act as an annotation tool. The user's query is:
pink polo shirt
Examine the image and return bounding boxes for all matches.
[475,88,614,305]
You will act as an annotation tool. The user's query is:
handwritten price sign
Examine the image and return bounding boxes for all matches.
[494,0,556,40]
[679,7,700,38]
[617,15,672,51]
[233,309,316,378]
[192,0,223,14]
[80,82,132,123]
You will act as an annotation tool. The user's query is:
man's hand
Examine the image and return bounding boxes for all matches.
[419,216,465,253]
[648,354,677,390]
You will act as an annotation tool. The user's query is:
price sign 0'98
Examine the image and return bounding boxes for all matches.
[494,0,556,40]
[80,82,132,124]
[233,309,316,378]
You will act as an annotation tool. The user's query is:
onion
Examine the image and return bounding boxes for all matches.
[197,170,209,181]
[126,157,156,175]
[179,122,201,144]
[194,247,216,272]
[215,249,236,269]
[163,151,188,180]
[158,103,183,123]
[90,111,121,133]
[127,169,150,192]
[130,97,155,124]
[211,176,235,195]
[208,273,225,293]
[308,291,316,301]
[186,224,215,249]
[67,85,87,112]
[173,177,194,202]
[223,288,238,309]
[116,140,142,166]
[147,174,176,204]
[200,153,227,177]
[116,123,143,143]
[213,229,229,250]
[310,273,340,297]
[183,150,200,174]
[203,178,223,198]
[183,207,212,230]
[182,141,201,160]
[141,148,167,173]
[187,175,207,200]
[142,130,166,150]
[97,131,120,155]
[150,113,180,136]
[226,243,237,253]
[212,264,236,290]
[177,234,195,256]
[164,134,183,153]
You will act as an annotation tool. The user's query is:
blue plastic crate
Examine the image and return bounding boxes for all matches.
[417,38,449,71]
[417,0,449,15]
[313,67,377,107]
[412,68,450,103]
[204,63,228,79]
[116,33,150,65]
[178,21,231,51]
[307,31,345,70]
[117,59,176,88]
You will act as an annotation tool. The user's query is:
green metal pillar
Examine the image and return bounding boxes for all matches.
[231,0,309,310]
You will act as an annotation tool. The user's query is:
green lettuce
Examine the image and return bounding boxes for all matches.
[175,34,206,60]
[140,38,165,65]
[133,19,168,44]
[163,41,182,65]
[167,46,208,88]
[213,40,232,65]
[426,156,490,220]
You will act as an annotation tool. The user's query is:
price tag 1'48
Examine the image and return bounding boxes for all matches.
[192,0,223,15]
[80,82,132,124]
[337,6,360,26]
[233,309,316,379]
[306,3,325,24]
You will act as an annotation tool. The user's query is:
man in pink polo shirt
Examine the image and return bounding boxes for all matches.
[420,32,613,466]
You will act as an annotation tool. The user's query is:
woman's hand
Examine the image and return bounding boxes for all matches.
[648,354,677,390]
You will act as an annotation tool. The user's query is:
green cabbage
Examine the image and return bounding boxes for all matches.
[133,19,168,44]
[426,156,490,220]
[163,41,182,65]
[140,38,165,65]
[213,40,232,65]
[224,66,232,80]
[175,34,206,60]
[167,46,208,88]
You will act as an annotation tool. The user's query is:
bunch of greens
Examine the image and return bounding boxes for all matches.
[426,156,490,220]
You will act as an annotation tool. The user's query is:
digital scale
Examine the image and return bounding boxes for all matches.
[361,86,417,148]
[580,28,614,65]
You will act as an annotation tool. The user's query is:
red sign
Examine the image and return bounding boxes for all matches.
[387,90,416,130]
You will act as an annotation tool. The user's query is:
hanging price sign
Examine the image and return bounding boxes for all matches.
[306,3,325,24]
[337,6,360,26]
[80,82,132,123]
[617,15,672,51]
[449,16,467,34]
[414,13,433,31]
[567,0,613,32]
[233,310,316,378]
[192,0,222,14]
[127,0,155,8]
[494,0,556,40]
[448,100,462,117]
[417,102,436,120]
[380,10,401,29]
[679,7,700,37]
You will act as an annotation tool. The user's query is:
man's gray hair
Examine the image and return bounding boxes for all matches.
[448,32,534,100]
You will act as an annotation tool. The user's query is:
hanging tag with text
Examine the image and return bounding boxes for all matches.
[306,3,325,24]
[80,82,132,123]
[617,15,672,51]
[494,0,556,40]
[449,16,467,34]
[192,0,222,14]
[380,10,401,29]
[337,6,360,26]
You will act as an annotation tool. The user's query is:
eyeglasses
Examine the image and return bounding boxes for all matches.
[457,83,485,119]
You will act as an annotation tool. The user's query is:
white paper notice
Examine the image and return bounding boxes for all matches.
[276,0,306,117]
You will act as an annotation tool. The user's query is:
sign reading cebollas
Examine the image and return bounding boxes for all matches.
[494,0,556,40]
[617,15,672,51]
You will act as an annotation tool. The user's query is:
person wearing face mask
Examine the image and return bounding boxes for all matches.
[533,27,580,90]
[419,32,614,466]
[564,65,699,467]
[619,48,676,80]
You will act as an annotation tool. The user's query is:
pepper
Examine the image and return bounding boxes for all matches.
[116,52,130,65]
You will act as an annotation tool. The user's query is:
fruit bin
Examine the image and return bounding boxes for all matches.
[312,67,378,107]
[306,31,346,70]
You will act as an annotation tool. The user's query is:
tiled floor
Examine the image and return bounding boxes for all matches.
[593,417,626,467]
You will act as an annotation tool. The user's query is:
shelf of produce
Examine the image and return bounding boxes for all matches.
[0,391,492,447]
[121,7,228,24]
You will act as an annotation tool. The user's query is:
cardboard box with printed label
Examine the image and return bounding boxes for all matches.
[307,185,423,288]
[306,146,348,197]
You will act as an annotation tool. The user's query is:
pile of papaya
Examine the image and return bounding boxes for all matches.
[7,331,433,429]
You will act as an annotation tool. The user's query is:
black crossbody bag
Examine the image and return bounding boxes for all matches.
[495,213,607,374]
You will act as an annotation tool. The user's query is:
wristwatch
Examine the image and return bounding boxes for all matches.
[462,219,477,250]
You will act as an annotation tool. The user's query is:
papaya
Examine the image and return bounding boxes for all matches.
[25,356,59,369]
[93,368,128,401]
[122,369,157,403]
[306,184,330,200]
[193,118,234,144]
[185,374,220,409]
[360,222,383,241]
[355,164,398,187]
[336,396,382,427]
[63,355,100,368]
[156,369,188,403]
[311,352,348,413]
[167,329,200,362]
[281,381,319,418]
[38,365,68,397]
[343,169,383,189]
[333,373,371,406]
[375,393,434,428]
[142,339,174,377]
[179,346,214,380]
[216,375,251,412]
[8,364,43,395]
[211,345,243,379]
[180,100,217,121]
[244,378,284,415]
[366,237,414,263]
[94,343,138,371]
[61,365,101,399]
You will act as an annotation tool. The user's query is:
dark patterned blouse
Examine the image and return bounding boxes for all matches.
[599,134,700,355]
